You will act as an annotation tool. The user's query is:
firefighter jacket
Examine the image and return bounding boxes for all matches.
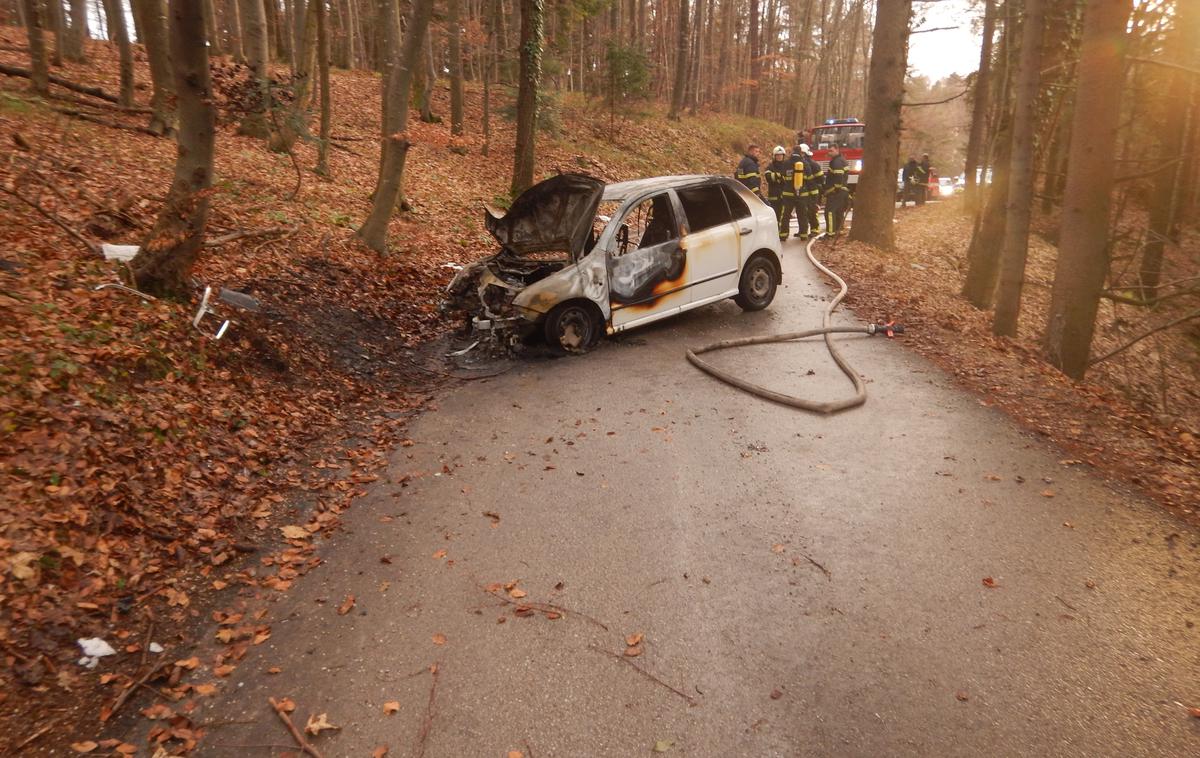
[903,159,918,184]
[915,159,930,184]
[736,154,762,195]
[764,159,791,200]
[825,154,849,195]
[802,155,825,197]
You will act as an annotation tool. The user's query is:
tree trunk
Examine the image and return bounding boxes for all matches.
[1138,0,1199,301]
[419,31,436,122]
[315,0,331,175]
[666,0,687,120]
[47,0,66,67]
[961,113,1012,307]
[238,0,271,137]
[1043,0,1131,379]
[202,0,222,56]
[448,0,464,135]
[270,0,317,152]
[133,0,177,135]
[64,0,88,62]
[963,0,995,213]
[19,0,49,94]
[748,0,760,116]
[101,0,135,107]
[225,0,245,62]
[509,0,543,196]
[131,0,216,298]
[357,0,435,252]
[848,0,911,250]
[991,0,1044,337]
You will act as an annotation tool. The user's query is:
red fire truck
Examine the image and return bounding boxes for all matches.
[805,118,939,199]
[807,118,866,192]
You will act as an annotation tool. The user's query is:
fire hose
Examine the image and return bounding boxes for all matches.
[686,233,902,413]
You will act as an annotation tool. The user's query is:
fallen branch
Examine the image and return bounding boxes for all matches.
[0,62,121,102]
[104,661,167,721]
[797,552,832,581]
[48,106,163,137]
[587,646,697,706]
[268,697,325,758]
[1089,308,1200,366]
[205,224,297,247]
[1055,595,1078,612]
[485,587,609,631]
[49,92,153,115]
[903,89,970,107]
[415,663,440,758]
[0,185,99,255]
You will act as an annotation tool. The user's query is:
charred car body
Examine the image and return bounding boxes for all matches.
[443,173,783,353]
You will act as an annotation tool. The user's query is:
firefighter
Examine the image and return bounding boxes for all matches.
[823,144,850,237]
[763,146,792,240]
[901,155,919,206]
[735,144,763,197]
[798,143,823,239]
[915,153,931,206]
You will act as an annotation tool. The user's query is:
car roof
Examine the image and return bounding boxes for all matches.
[602,175,727,201]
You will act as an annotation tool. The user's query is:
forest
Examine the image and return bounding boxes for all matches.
[1,0,1198,754]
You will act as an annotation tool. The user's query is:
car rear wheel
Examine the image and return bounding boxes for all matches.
[734,255,778,311]
[544,301,601,354]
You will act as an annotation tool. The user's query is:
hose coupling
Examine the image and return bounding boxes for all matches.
[869,321,904,337]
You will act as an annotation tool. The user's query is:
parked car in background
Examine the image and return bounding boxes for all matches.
[443,174,783,354]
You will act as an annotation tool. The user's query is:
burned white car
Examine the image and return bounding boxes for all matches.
[443,173,783,353]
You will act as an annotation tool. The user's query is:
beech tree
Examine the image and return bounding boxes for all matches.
[448,0,464,136]
[510,0,543,196]
[65,0,88,62]
[962,0,996,213]
[271,0,318,153]
[132,0,178,135]
[666,0,688,120]
[1043,0,1132,378]
[849,0,912,251]
[357,0,435,252]
[315,0,332,176]
[102,0,136,107]
[131,0,216,297]
[238,0,272,138]
[991,0,1045,337]
[18,0,49,95]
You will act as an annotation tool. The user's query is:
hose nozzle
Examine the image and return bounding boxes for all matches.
[869,321,904,337]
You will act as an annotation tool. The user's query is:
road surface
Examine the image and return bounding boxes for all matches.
[176,236,1198,757]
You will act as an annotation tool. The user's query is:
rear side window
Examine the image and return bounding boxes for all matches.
[677,185,733,233]
[721,185,751,220]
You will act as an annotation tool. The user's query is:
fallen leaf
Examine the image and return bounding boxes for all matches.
[625,632,644,646]
[432,633,447,646]
[383,700,400,715]
[955,690,969,701]
[372,746,389,758]
[275,697,296,713]
[771,543,784,554]
[1188,706,1200,718]
[280,525,309,540]
[982,577,998,588]
[984,473,1002,481]
[432,548,447,559]
[507,752,524,758]
[174,657,200,670]
[1085,580,1096,589]
[337,595,355,615]
[624,645,642,657]
[267,667,282,674]
[508,588,527,599]
[1040,489,1055,498]
[770,689,783,700]
[304,712,339,736]
[71,741,99,753]
[214,664,236,677]
[653,739,674,753]
[193,683,217,696]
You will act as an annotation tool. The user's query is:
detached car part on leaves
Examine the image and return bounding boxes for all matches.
[442,173,783,354]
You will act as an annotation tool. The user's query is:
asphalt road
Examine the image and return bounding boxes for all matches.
[181,236,1198,757]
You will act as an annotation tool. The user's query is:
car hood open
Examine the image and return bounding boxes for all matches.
[485,173,605,260]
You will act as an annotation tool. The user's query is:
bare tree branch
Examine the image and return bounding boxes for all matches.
[1089,308,1200,366]
[902,89,970,107]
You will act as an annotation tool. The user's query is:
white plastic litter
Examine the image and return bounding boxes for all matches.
[100,244,140,262]
[149,642,164,654]
[77,637,117,668]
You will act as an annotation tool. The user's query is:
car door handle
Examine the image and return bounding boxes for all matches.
[739,226,753,236]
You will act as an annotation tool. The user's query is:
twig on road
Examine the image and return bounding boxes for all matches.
[796,552,832,581]
[485,587,610,631]
[415,663,440,758]
[1055,595,1078,612]
[268,697,325,758]
[587,645,698,706]
[14,724,52,750]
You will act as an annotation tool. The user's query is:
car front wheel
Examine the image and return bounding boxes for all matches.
[544,301,601,354]
[734,255,778,311]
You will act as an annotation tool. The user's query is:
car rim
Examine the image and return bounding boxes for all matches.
[748,264,772,301]
[558,308,591,351]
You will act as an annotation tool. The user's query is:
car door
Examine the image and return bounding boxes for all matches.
[607,192,688,329]
[675,183,740,305]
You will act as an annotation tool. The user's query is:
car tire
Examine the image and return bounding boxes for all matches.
[734,255,778,311]
[544,301,601,354]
